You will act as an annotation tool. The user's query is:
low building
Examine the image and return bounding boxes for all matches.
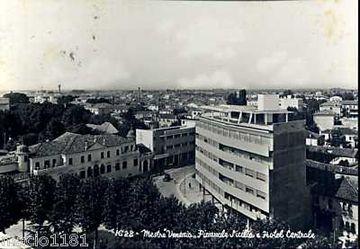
[319,102,341,116]
[340,117,358,130]
[341,100,358,118]
[0,132,153,181]
[313,111,335,131]
[311,176,358,247]
[0,97,10,111]
[84,103,113,115]
[136,125,195,170]
[306,131,325,146]
[158,113,178,127]
[279,95,304,110]
[329,96,343,103]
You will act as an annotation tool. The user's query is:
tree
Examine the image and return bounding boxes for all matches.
[341,92,354,100]
[86,98,111,104]
[3,92,29,105]
[103,177,131,230]
[61,105,91,127]
[281,89,294,97]
[27,175,56,229]
[0,176,19,232]
[57,95,77,106]
[51,174,81,234]
[226,90,247,106]
[76,177,108,248]
[43,119,66,140]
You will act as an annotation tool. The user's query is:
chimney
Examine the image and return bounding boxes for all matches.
[102,137,106,146]
[85,141,88,151]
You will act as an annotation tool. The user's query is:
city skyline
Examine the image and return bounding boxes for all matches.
[0,0,357,91]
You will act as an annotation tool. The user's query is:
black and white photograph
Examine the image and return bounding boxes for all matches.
[0,0,358,248]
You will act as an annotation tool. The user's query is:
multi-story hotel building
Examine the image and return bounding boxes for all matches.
[0,132,153,181]
[195,95,310,228]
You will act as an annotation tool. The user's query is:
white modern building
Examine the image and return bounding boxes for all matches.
[279,95,304,110]
[136,125,195,170]
[195,94,310,228]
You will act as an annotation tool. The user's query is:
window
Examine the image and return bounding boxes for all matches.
[245,169,255,178]
[107,151,110,158]
[69,158,73,165]
[235,181,245,190]
[350,223,356,234]
[101,152,104,159]
[256,172,266,182]
[124,146,129,153]
[35,162,40,170]
[81,156,85,163]
[257,190,266,200]
[246,187,255,195]
[52,159,56,167]
[134,159,138,166]
[236,165,243,173]
[107,165,112,173]
[100,164,105,174]
[88,154,92,162]
[115,163,120,171]
[116,149,120,156]
[44,160,50,168]
[122,161,127,169]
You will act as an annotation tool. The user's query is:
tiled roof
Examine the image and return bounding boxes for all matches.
[320,102,340,107]
[307,131,323,139]
[159,113,177,119]
[305,160,358,176]
[307,145,358,158]
[0,154,17,166]
[313,110,336,116]
[86,122,119,134]
[335,177,358,202]
[29,132,132,157]
[311,177,358,203]
[341,100,358,105]
[136,143,152,154]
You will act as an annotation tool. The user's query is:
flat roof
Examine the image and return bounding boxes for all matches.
[200,104,291,114]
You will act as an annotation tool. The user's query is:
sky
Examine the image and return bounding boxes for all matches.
[0,0,357,91]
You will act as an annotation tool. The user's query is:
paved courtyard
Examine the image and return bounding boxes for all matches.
[153,165,210,206]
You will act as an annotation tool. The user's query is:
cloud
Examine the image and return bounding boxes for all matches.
[177,70,234,89]
[256,51,310,86]
[174,18,244,60]
[256,51,288,74]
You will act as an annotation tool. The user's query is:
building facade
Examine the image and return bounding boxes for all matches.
[279,96,304,110]
[0,132,153,181]
[195,95,310,228]
[341,100,358,118]
[136,125,195,170]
